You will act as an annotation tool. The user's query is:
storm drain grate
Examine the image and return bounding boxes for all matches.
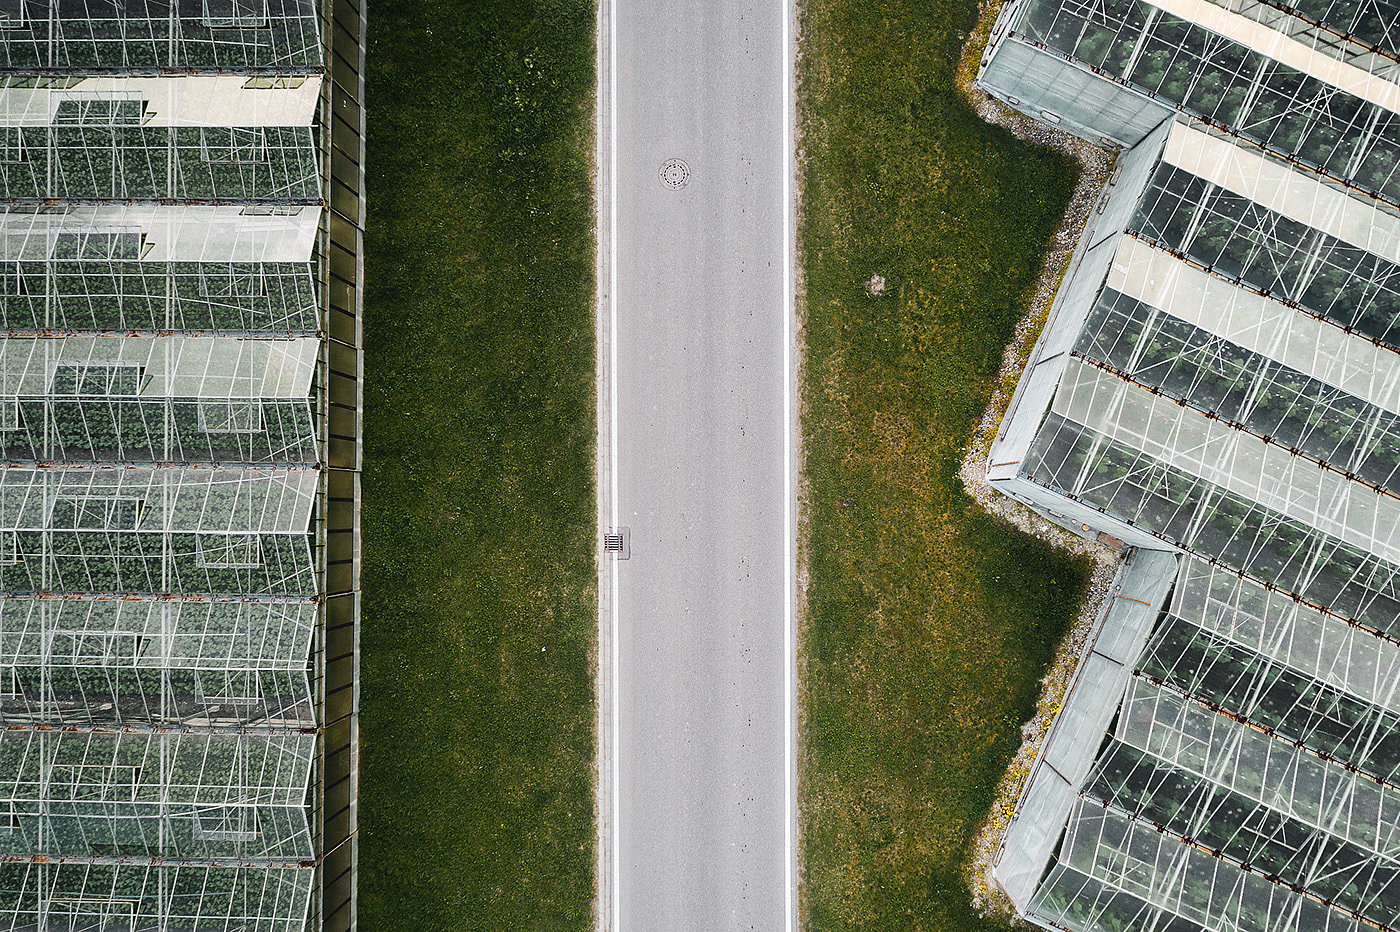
[604,527,631,560]
[659,158,690,189]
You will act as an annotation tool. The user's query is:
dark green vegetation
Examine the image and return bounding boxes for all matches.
[360,1,596,929]
[798,1,1090,929]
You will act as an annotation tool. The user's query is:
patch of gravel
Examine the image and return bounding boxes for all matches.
[953,2,1125,923]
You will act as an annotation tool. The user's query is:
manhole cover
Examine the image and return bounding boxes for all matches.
[659,158,691,189]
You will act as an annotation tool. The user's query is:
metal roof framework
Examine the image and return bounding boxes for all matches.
[0,4,337,929]
[980,1,1400,930]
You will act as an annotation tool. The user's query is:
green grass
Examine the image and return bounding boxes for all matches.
[797,1,1091,929]
[359,1,596,929]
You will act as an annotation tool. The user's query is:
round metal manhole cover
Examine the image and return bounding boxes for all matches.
[659,158,691,189]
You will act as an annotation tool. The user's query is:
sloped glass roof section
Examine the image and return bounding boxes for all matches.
[0,466,318,597]
[1018,561,1400,931]
[0,1,337,922]
[0,862,312,932]
[1205,0,1400,65]
[0,207,320,333]
[0,77,322,202]
[0,730,315,860]
[983,0,1400,194]
[979,4,1400,928]
[0,336,319,462]
[0,598,316,728]
[0,1,324,71]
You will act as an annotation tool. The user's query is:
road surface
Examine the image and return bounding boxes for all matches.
[597,0,795,928]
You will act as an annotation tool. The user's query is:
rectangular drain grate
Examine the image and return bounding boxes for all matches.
[603,527,630,560]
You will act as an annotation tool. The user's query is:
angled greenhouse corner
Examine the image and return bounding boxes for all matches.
[975,0,1400,930]
[0,3,365,932]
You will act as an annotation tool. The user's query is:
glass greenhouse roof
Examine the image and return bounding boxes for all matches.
[0,599,314,669]
[0,467,319,598]
[0,124,320,201]
[1000,123,1400,636]
[0,210,320,334]
[1205,0,1400,64]
[0,76,321,126]
[0,862,311,932]
[0,730,314,860]
[0,205,321,262]
[0,335,316,395]
[0,257,320,333]
[1004,0,1400,203]
[0,0,324,71]
[1019,559,1400,932]
[0,336,319,464]
[981,8,1400,926]
[0,3,335,926]
[0,598,315,728]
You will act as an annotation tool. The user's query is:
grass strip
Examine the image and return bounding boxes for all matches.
[797,1,1091,928]
[359,1,596,929]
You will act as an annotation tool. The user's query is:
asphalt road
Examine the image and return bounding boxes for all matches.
[599,0,793,928]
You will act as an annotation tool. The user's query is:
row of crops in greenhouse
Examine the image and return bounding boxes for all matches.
[0,6,345,927]
[979,4,1400,926]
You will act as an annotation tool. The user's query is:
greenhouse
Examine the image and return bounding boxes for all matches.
[980,0,1400,196]
[1004,557,1400,932]
[0,729,315,861]
[0,1,324,71]
[0,0,364,929]
[979,1,1400,930]
[0,862,311,932]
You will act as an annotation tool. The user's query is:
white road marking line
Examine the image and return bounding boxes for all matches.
[609,0,621,926]
[782,0,795,923]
